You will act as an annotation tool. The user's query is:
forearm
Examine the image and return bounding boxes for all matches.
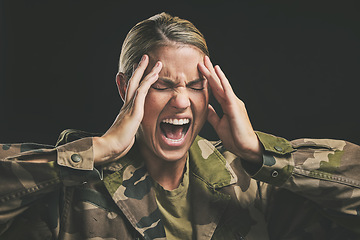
[0,137,99,202]
[248,132,360,216]
[0,137,103,230]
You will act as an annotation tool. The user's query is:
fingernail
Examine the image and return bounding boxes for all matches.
[156,61,161,67]
[140,55,146,63]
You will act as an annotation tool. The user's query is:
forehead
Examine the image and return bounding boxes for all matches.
[148,45,205,80]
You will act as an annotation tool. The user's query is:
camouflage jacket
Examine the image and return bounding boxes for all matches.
[0,130,359,240]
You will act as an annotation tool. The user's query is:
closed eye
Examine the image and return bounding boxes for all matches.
[187,79,205,91]
[151,86,169,90]
[151,78,205,91]
[151,81,172,90]
[189,86,204,91]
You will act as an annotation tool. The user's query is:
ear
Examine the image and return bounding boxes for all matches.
[116,72,127,102]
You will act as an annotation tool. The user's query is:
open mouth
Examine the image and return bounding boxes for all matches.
[160,118,191,142]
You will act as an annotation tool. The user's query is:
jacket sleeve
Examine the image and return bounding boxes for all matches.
[248,131,360,233]
[0,137,100,229]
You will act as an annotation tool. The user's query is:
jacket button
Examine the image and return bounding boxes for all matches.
[71,154,82,163]
[271,170,279,177]
[274,146,283,152]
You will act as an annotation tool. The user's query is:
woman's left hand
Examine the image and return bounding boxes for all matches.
[198,56,263,165]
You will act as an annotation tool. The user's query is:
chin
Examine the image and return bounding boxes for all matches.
[156,147,189,162]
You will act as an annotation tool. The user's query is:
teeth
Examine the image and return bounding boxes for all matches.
[162,118,190,125]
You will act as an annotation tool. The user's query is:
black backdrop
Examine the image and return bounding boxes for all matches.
[1,0,359,145]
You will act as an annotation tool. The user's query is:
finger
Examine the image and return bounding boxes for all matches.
[207,104,220,129]
[131,61,162,116]
[198,57,217,83]
[125,55,149,102]
[121,61,162,118]
[214,65,235,97]
[139,61,162,91]
[198,58,225,102]
[204,56,223,87]
[199,57,217,87]
[204,56,218,79]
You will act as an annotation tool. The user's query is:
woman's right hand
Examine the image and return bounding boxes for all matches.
[93,55,162,165]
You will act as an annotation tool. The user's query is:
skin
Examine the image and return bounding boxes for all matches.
[92,44,263,190]
[135,45,209,189]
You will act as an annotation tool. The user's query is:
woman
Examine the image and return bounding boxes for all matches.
[0,13,359,240]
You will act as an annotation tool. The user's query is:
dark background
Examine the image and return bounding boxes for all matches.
[1,0,359,145]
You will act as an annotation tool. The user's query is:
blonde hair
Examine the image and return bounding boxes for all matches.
[119,12,209,80]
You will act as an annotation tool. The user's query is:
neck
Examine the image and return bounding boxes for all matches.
[142,152,188,191]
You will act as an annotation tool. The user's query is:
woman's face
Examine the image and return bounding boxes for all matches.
[137,45,209,164]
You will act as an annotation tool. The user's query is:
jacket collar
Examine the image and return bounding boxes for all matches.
[103,144,166,239]
[189,136,237,239]
[189,135,238,188]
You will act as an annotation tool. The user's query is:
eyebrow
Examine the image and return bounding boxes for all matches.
[157,78,205,86]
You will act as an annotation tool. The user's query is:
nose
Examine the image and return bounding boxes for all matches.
[170,88,190,110]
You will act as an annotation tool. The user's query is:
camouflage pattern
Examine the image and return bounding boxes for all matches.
[0,130,359,239]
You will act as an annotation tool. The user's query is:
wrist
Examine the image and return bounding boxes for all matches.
[237,135,263,166]
[93,135,133,165]
[93,136,109,164]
